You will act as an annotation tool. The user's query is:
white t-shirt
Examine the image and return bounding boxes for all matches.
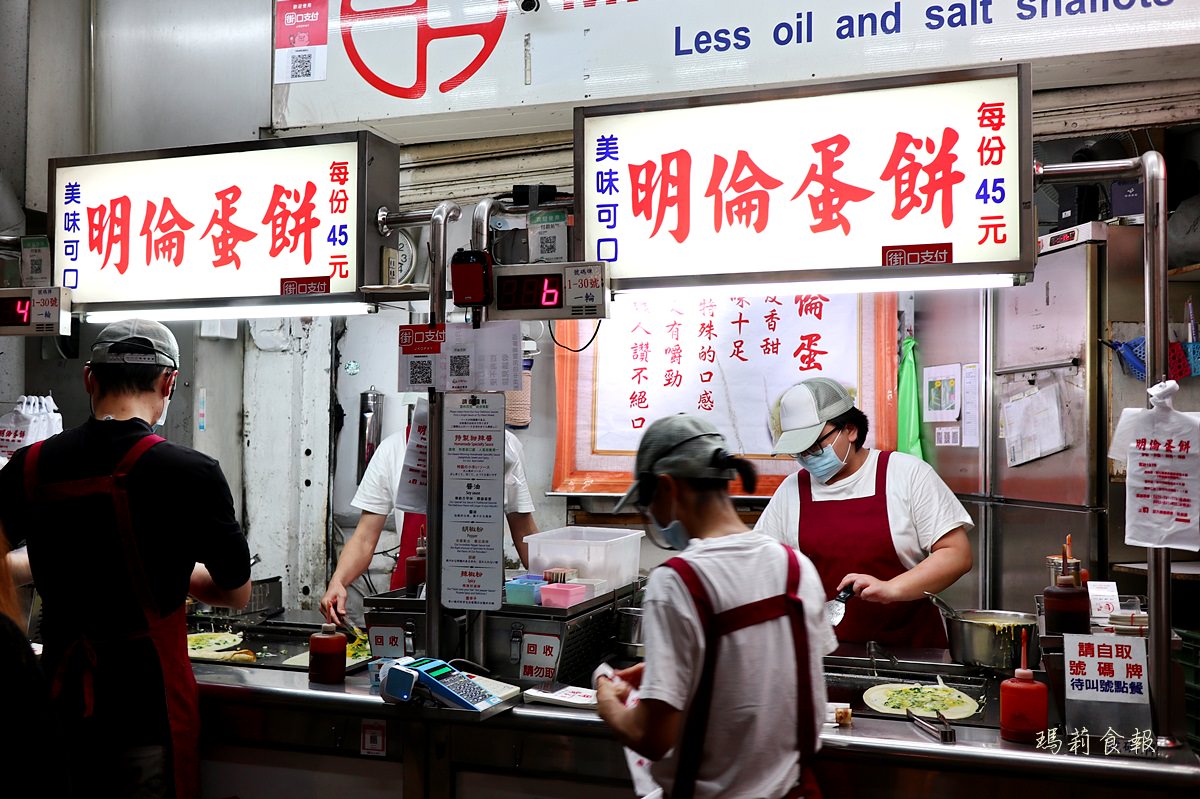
[639,532,836,799]
[351,429,535,517]
[754,449,972,570]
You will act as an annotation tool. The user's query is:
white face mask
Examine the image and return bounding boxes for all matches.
[155,398,170,429]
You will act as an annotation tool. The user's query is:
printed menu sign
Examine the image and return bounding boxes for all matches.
[581,69,1029,286]
[51,138,359,304]
[594,291,857,454]
[1063,635,1149,706]
[441,393,505,610]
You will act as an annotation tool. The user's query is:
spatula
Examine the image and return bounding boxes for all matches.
[824,585,855,626]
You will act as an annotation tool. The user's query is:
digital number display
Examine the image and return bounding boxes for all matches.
[0,297,32,327]
[495,273,563,311]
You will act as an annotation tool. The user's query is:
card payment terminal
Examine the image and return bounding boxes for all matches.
[406,657,504,711]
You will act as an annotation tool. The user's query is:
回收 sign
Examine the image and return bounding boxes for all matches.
[577,65,1032,289]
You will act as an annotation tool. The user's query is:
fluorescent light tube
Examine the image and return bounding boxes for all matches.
[614,273,1020,298]
[84,301,374,324]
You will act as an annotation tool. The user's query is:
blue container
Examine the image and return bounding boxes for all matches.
[505,578,547,605]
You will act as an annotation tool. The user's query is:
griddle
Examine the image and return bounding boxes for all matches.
[187,611,368,674]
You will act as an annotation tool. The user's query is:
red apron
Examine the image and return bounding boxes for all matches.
[664,543,821,799]
[25,434,200,799]
[797,450,947,648]
[387,511,425,591]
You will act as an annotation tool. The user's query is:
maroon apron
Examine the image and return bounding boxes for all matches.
[797,450,947,648]
[25,434,200,799]
[664,543,820,799]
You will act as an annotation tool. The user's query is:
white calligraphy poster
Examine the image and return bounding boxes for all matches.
[441,393,505,610]
[593,292,859,456]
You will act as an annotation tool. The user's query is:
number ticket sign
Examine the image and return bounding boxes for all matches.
[577,65,1033,289]
[49,132,398,308]
[441,393,506,610]
[1063,634,1149,706]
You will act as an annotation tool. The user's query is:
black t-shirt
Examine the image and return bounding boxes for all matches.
[0,614,60,793]
[0,417,250,742]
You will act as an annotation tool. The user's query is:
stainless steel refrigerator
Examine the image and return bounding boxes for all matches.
[913,223,1146,614]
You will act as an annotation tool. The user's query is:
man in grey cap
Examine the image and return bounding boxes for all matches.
[0,319,250,799]
[597,414,835,799]
[756,377,972,648]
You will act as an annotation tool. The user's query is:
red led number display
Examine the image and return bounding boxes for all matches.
[496,274,564,311]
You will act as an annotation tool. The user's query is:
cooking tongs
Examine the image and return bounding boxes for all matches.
[905,709,956,744]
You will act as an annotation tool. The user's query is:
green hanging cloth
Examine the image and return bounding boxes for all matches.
[897,335,925,462]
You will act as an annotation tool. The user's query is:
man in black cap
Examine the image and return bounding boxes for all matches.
[0,319,250,799]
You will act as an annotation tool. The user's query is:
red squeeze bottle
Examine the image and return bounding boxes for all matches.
[1000,628,1048,743]
[308,623,347,684]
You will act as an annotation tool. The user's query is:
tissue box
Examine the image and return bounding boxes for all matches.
[540,582,587,608]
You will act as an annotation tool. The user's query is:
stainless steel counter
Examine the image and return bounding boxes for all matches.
[194,663,1200,797]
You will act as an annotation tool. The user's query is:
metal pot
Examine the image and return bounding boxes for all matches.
[617,607,644,646]
[945,609,1040,671]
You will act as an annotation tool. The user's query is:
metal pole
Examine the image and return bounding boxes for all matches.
[1140,152,1176,750]
[425,200,461,659]
[1037,154,1177,748]
[465,197,498,664]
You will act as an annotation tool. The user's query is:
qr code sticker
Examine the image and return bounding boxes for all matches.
[289,51,313,80]
[408,359,433,386]
[538,235,557,256]
[450,355,471,378]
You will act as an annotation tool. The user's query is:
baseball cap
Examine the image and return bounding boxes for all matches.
[771,378,855,455]
[90,319,180,370]
[612,414,735,513]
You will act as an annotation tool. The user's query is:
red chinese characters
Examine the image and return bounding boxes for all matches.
[201,186,258,269]
[139,198,194,267]
[629,149,692,243]
[793,134,874,235]
[879,127,965,229]
[88,196,132,274]
[262,181,320,264]
[704,150,782,233]
[793,333,827,372]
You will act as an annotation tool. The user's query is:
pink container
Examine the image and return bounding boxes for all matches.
[539,582,587,608]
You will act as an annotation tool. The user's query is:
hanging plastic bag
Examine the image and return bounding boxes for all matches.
[896,336,924,462]
[0,395,62,459]
[42,394,63,437]
[1109,381,1200,551]
[0,396,38,459]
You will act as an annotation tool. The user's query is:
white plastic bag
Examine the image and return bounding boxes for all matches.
[1109,381,1200,551]
[0,396,38,458]
[0,395,62,459]
[42,394,63,436]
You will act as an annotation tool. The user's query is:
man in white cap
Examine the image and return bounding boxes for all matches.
[756,377,972,648]
[0,319,251,799]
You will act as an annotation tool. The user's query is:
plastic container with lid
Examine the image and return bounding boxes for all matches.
[526,527,644,590]
[308,623,347,684]
[1000,629,1048,743]
[1044,575,1091,635]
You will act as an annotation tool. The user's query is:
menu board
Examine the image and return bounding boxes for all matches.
[441,393,505,610]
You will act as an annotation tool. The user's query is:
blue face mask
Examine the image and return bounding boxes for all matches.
[796,430,847,484]
[647,509,691,551]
